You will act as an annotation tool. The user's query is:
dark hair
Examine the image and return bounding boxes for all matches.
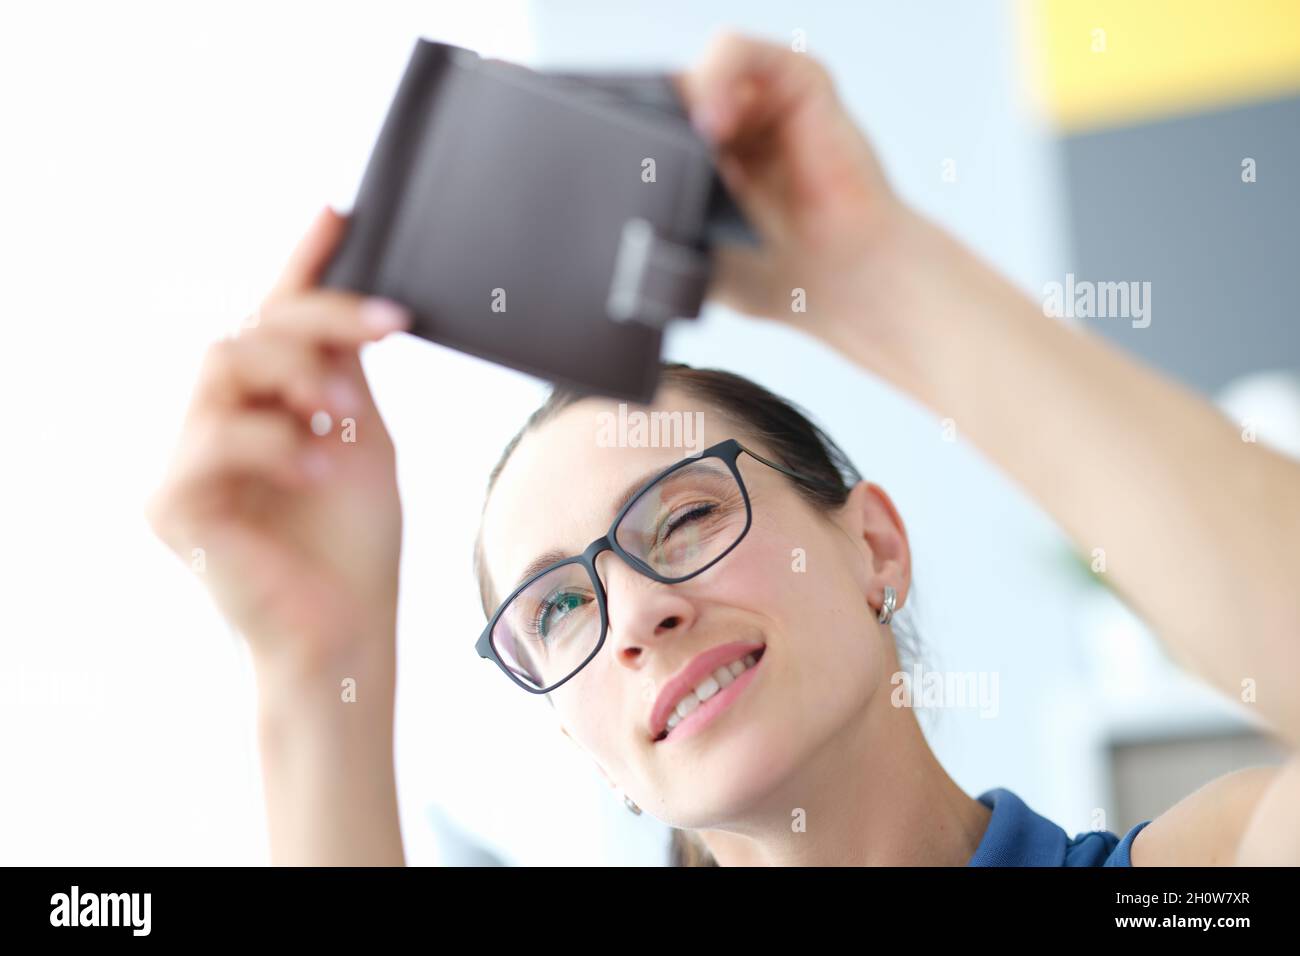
[472,361,921,866]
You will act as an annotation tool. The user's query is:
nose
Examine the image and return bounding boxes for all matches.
[595,550,697,666]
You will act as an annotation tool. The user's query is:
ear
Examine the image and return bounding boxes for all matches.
[840,480,912,612]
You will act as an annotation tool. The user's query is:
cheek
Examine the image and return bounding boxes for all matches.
[707,512,856,625]
[716,517,884,699]
[550,664,644,779]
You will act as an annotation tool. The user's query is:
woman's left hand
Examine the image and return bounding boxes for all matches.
[675,32,905,342]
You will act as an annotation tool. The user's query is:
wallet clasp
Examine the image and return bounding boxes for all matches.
[606,217,710,329]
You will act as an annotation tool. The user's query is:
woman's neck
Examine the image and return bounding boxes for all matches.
[698,683,992,866]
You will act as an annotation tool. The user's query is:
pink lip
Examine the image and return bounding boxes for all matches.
[648,640,766,743]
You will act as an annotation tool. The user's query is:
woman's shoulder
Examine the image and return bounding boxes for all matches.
[970,765,1280,866]
[1121,764,1280,866]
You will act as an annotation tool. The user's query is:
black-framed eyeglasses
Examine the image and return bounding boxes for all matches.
[476,437,845,694]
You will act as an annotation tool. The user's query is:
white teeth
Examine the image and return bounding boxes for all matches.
[694,675,721,702]
[658,649,764,739]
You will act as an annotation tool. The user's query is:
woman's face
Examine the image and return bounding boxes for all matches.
[480,386,908,829]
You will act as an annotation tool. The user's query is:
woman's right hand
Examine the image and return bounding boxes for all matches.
[675,32,903,344]
[146,206,413,679]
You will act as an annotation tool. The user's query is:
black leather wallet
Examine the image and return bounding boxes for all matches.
[321,38,755,402]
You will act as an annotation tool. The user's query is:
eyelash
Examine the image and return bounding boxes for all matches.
[661,502,715,538]
[529,590,589,639]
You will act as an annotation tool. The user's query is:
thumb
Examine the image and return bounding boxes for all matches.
[264,205,348,307]
[675,32,810,145]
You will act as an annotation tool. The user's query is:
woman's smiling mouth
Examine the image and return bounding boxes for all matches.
[650,644,766,744]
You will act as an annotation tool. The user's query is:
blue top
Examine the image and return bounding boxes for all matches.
[967,788,1152,866]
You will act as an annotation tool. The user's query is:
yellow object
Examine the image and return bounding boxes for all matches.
[1023,0,1300,131]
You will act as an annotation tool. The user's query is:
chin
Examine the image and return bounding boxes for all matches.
[659,718,802,826]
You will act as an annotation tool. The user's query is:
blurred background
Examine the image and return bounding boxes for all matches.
[1,0,1296,865]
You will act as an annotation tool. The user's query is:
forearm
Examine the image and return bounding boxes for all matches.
[829,209,1300,745]
[253,643,405,865]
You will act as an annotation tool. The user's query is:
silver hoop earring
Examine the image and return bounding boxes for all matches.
[877,585,897,625]
[623,792,642,815]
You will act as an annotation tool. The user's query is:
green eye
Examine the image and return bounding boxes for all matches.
[538,591,587,639]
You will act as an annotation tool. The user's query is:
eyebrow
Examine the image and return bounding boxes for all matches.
[504,460,689,596]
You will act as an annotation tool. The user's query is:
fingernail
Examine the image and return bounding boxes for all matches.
[360,297,412,332]
[326,376,360,414]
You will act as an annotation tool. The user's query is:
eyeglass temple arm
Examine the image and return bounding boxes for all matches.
[736,443,850,491]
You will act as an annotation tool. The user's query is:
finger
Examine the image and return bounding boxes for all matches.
[250,289,412,345]
[707,243,781,315]
[150,410,323,542]
[190,409,322,490]
[190,333,362,428]
[331,344,379,412]
[713,150,784,244]
[264,205,348,306]
[677,31,829,145]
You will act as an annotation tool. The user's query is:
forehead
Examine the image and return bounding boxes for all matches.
[481,385,732,599]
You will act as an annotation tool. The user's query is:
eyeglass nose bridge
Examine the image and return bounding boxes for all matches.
[579,533,662,597]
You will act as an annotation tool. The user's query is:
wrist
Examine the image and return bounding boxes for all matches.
[251,628,397,737]
[819,204,1037,405]
[252,638,403,867]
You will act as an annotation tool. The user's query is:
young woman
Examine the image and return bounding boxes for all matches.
[146,33,1300,866]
